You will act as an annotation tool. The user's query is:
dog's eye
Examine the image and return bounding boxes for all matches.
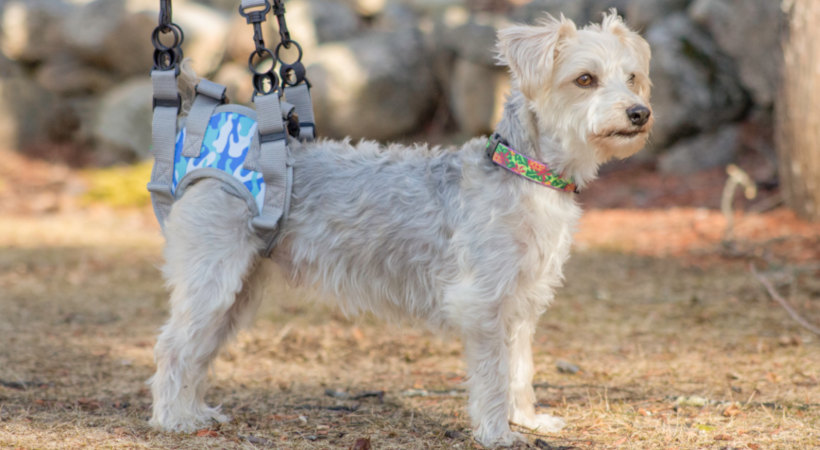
[627,73,636,85]
[575,74,595,88]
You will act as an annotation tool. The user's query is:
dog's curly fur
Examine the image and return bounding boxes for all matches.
[148,11,652,447]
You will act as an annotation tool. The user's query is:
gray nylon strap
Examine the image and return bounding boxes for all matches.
[151,70,178,162]
[252,93,289,231]
[149,69,180,230]
[284,84,315,140]
[181,80,227,158]
[280,100,295,118]
[197,78,227,100]
[255,93,284,136]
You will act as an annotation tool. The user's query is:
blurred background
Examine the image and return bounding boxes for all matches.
[0,0,803,207]
[2,0,818,221]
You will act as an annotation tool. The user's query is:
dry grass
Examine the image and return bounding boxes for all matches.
[1,205,818,449]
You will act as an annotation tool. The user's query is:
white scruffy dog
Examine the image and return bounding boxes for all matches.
[149,11,653,447]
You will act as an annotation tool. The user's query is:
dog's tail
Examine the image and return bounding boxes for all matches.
[176,59,199,118]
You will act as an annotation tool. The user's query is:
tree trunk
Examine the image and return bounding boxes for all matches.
[776,0,820,221]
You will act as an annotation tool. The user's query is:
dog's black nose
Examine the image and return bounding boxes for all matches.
[626,105,651,127]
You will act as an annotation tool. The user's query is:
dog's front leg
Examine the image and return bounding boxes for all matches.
[508,317,565,434]
[462,313,523,447]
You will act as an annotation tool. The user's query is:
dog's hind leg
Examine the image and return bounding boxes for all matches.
[149,179,264,432]
[508,317,565,434]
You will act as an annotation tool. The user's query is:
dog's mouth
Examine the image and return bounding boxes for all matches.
[605,128,647,139]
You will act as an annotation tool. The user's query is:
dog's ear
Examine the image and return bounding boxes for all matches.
[496,15,577,98]
[600,9,651,75]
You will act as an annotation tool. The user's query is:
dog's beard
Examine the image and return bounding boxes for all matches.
[589,129,650,161]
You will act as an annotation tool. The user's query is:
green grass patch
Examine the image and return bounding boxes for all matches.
[82,161,153,208]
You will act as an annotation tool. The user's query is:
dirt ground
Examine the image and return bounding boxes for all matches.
[1,149,819,449]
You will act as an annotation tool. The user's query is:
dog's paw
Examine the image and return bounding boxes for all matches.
[204,407,230,425]
[473,428,525,448]
[511,413,565,434]
[150,405,230,433]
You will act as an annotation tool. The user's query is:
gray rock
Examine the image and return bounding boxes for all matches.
[308,29,437,140]
[624,0,689,30]
[373,2,420,32]
[450,58,509,136]
[586,0,633,23]
[35,55,114,96]
[226,0,359,68]
[0,55,56,150]
[658,125,740,174]
[62,0,155,77]
[508,0,588,24]
[688,0,783,108]
[190,0,236,12]
[92,78,153,163]
[61,0,228,78]
[50,97,97,145]
[213,62,255,106]
[162,2,230,77]
[0,0,72,63]
[645,13,749,150]
[310,0,361,43]
[439,12,506,66]
[288,0,361,56]
[405,0,466,17]
[347,0,389,17]
[224,13,263,65]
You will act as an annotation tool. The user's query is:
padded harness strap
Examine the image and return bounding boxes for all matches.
[284,83,315,140]
[182,79,226,158]
[147,69,179,231]
[251,93,291,248]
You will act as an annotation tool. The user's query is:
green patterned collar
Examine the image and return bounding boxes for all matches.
[486,134,577,193]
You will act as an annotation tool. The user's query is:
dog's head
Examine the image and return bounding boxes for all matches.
[497,10,652,162]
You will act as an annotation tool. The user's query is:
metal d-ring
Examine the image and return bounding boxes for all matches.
[151,22,184,52]
[153,48,182,70]
[274,40,303,65]
[279,61,307,87]
[248,47,276,75]
[253,71,279,95]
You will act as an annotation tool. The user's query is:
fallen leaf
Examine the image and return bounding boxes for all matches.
[722,404,742,417]
[637,408,652,417]
[77,398,101,410]
[766,372,780,383]
[778,335,800,347]
[195,429,218,437]
[351,327,365,342]
[714,434,732,441]
[350,437,371,450]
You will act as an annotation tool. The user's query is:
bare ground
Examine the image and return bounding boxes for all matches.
[1,150,819,449]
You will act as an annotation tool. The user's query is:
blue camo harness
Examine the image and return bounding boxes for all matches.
[172,111,266,214]
[148,73,315,256]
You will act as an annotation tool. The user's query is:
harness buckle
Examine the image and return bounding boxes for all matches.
[153,95,181,111]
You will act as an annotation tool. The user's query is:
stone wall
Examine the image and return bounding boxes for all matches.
[0,0,783,173]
